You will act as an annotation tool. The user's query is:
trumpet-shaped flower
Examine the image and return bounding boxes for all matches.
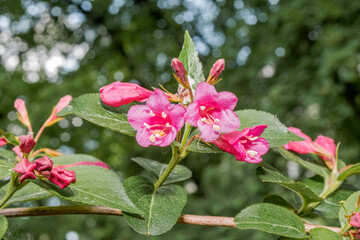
[14,99,31,128]
[213,125,269,163]
[45,95,72,126]
[283,127,336,169]
[14,158,37,182]
[185,82,240,142]
[127,89,186,147]
[100,81,153,107]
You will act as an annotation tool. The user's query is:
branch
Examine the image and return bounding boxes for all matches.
[0,206,341,233]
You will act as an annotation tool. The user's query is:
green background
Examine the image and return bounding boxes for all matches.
[0,0,359,239]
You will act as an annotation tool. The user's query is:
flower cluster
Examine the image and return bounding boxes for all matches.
[100,58,269,163]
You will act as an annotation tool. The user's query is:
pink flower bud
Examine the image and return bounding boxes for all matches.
[45,167,76,189]
[14,99,31,128]
[14,158,37,183]
[206,59,225,85]
[171,58,189,88]
[34,156,54,172]
[0,138,7,147]
[351,213,360,228]
[100,81,153,107]
[19,134,36,154]
[12,146,22,158]
[45,95,72,126]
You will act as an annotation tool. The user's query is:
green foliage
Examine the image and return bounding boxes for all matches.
[33,165,141,214]
[263,195,294,210]
[0,150,16,163]
[235,203,307,238]
[338,163,360,181]
[309,228,342,240]
[0,129,19,146]
[131,157,192,184]
[338,190,360,228]
[0,159,15,181]
[123,176,187,235]
[58,94,136,136]
[0,215,8,239]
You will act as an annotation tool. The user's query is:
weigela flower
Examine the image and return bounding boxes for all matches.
[45,95,72,126]
[0,138,6,147]
[283,127,336,169]
[127,89,186,147]
[14,158,37,182]
[12,146,22,158]
[19,134,36,154]
[206,59,225,85]
[34,156,54,172]
[351,213,360,228]
[171,58,189,88]
[100,81,153,107]
[185,82,240,142]
[14,99,31,128]
[45,167,76,189]
[213,125,269,163]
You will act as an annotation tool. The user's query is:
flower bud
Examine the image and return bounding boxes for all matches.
[34,156,54,172]
[100,81,153,107]
[171,58,189,88]
[206,59,225,85]
[351,213,360,228]
[45,167,76,189]
[14,99,31,128]
[14,158,37,183]
[19,134,36,154]
[0,138,7,147]
[45,95,72,127]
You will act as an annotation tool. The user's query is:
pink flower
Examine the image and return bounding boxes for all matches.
[45,167,76,189]
[171,58,189,88]
[100,81,153,107]
[34,156,54,172]
[185,82,240,142]
[283,127,336,169]
[206,59,225,85]
[14,158,37,183]
[14,99,31,128]
[127,89,186,147]
[351,213,360,228]
[56,161,110,170]
[213,125,269,163]
[12,146,22,158]
[19,134,36,154]
[0,138,6,147]
[45,95,72,126]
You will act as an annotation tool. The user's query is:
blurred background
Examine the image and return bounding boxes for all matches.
[0,0,360,239]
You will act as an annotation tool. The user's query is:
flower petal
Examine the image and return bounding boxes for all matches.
[146,89,170,113]
[193,82,218,103]
[168,104,186,130]
[217,91,238,110]
[198,121,220,142]
[185,102,200,127]
[127,105,151,130]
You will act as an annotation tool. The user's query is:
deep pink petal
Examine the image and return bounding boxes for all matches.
[209,59,225,80]
[168,104,186,130]
[135,128,153,147]
[244,151,263,163]
[12,146,22,158]
[217,91,238,110]
[193,82,218,103]
[54,95,72,114]
[246,137,269,156]
[19,134,36,153]
[158,127,177,147]
[0,138,6,147]
[185,102,200,127]
[314,135,336,157]
[283,127,316,154]
[198,121,220,142]
[351,213,360,228]
[288,127,312,141]
[146,89,170,113]
[127,105,151,130]
[248,125,267,137]
[215,109,240,133]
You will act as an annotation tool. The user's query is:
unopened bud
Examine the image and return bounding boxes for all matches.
[34,156,54,172]
[171,58,189,88]
[14,158,37,183]
[207,59,225,85]
[14,99,31,128]
[45,167,76,189]
[0,138,7,147]
[19,134,36,154]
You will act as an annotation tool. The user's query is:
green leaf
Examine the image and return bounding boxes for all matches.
[338,163,360,181]
[338,190,360,228]
[277,147,330,178]
[235,203,307,238]
[123,176,187,235]
[178,30,206,91]
[301,213,325,225]
[0,159,15,181]
[257,164,323,205]
[0,215,8,239]
[51,154,107,165]
[0,149,16,163]
[309,227,342,240]
[235,110,304,148]
[32,165,141,214]
[3,219,29,240]
[0,182,52,207]
[263,195,294,210]
[131,157,192,184]
[0,129,19,146]
[58,93,136,136]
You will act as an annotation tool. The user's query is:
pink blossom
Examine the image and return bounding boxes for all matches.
[127,89,186,147]
[0,138,6,147]
[45,95,72,126]
[14,158,37,183]
[34,156,54,172]
[207,59,225,85]
[213,125,269,163]
[185,82,240,142]
[12,146,22,158]
[283,127,336,169]
[45,167,76,189]
[56,161,110,170]
[351,213,360,228]
[100,81,153,107]
[14,99,31,128]
[171,58,189,88]
[19,134,36,154]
